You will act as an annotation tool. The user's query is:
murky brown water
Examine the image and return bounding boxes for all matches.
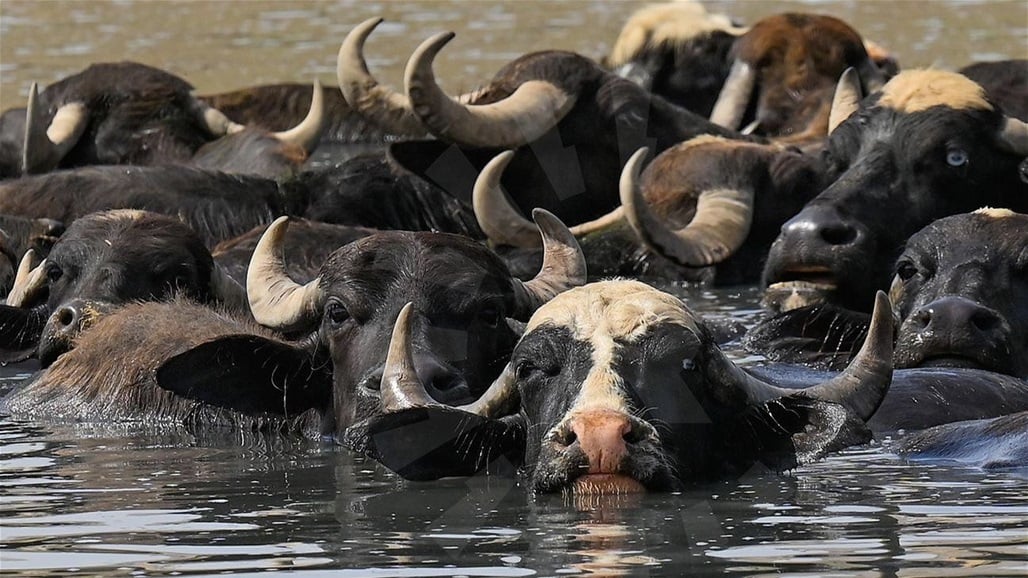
[2,0,1026,110]
[1,1,1027,576]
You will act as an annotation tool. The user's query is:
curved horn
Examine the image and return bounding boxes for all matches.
[710,291,893,421]
[621,147,753,267]
[828,68,863,135]
[458,363,519,418]
[473,151,543,247]
[246,216,323,331]
[272,79,326,151]
[7,251,46,307]
[802,291,894,421]
[380,302,438,413]
[709,60,755,130]
[195,100,245,136]
[405,32,576,148]
[473,151,627,248]
[511,209,587,319]
[22,83,88,175]
[336,17,426,135]
[997,116,1028,155]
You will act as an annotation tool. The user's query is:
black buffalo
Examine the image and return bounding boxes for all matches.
[0,62,326,180]
[763,69,1028,312]
[5,213,586,444]
[353,280,894,486]
[604,2,744,116]
[0,210,245,365]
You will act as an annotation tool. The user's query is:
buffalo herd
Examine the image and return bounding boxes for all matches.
[0,2,1025,494]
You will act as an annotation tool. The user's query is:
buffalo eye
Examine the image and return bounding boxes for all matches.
[45,263,63,283]
[515,359,557,380]
[478,305,501,328]
[325,301,350,326]
[896,260,918,281]
[945,147,969,168]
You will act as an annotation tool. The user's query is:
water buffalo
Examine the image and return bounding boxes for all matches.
[893,411,1028,470]
[354,280,894,487]
[0,62,326,180]
[604,1,745,116]
[5,213,586,440]
[0,147,483,247]
[891,209,1027,377]
[763,69,1028,312]
[0,215,63,294]
[752,209,1028,375]
[707,13,887,142]
[338,18,744,226]
[0,210,246,365]
[0,62,242,178]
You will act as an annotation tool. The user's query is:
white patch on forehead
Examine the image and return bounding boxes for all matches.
[878,69,992,114]
[527,280,701,414]
[973,207,1017,219]
[607,2,747,68]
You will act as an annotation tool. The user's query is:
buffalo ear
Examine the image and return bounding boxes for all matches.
[742,394,872,471]
[155,335,331,417]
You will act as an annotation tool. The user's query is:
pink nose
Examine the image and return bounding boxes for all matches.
[568,409,633,475]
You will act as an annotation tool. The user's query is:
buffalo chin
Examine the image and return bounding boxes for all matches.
[763,280,837,313]
[572,474,648,495]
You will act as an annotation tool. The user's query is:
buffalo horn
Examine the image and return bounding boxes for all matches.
[404,32,576,148]
[712,291,894,421]
[511,209,587,319]
[246,216,323,331]
[380,302,438,413]
[621,147,753,267]
[828,68,863,135]
[472,151,627,248]
[21,83,89,174]
[708,60,755,130]
[272,79,326,152]
[195,100,245,136]
[336,17,427,135]
[997,116,1028,155]
[6,251,46,307]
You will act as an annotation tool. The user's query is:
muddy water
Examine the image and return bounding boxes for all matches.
[1,1,1025,110]
[1,1,1027,576]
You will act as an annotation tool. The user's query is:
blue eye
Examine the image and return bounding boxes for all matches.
[946,148,968,167]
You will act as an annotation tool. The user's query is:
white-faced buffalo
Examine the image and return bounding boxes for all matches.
[0,210,245,365]
[763,69,1028,312]
[355,280,894,488]
[4,213,585,439]
[338,18,744,227]
[604,1,745,116]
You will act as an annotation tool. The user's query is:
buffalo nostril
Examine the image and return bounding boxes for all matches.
[819,222,858,246]
[553,426,577,447]
[54,306,76,328]
[970,309,1001,333]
